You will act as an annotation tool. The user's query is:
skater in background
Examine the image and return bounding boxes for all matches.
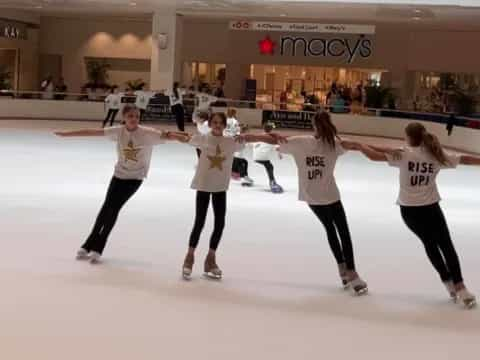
[182,112,284,280]
[193,111,210,158]
[352,122,480,308]
[103,86,121,128]
[224,108,241,137]
[253,122,284,193]
[232,124,254,186]
[446,114,456,136]
[55,105,189,264]
[193,86,217,120]
[135,90,153,122]
[276,111,368,294]
[170,82,185,131]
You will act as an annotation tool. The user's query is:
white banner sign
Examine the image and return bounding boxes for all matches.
[229,21,375,34]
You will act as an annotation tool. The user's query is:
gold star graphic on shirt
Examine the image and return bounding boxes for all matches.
[123,140,141,163]
[207,144,226,171]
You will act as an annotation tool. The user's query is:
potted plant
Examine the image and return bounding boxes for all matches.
[125,79,146,91]
[84,59,111,100]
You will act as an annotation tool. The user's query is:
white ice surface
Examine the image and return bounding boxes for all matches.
[1,120,479,360]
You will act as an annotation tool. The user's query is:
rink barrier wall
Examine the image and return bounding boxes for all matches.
[1,98,480,154]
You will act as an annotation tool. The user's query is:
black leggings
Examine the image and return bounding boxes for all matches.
[139,109,146,122]
[189,191,226,251]
[232,158,248,177]
[256,160,275,182]
[82,177,142,254]
[309,201,356,271]
[171,104,185,132]
[103,109,119,127]
[400,203,463,284]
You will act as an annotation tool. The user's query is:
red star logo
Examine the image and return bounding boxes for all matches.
[258,36,276,55]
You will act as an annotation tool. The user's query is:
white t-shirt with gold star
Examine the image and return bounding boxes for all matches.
[104,126,166,180]
[189,134,244,192]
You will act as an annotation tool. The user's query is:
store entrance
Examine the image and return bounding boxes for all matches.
[251,64,385,110]
[0,48,18,91]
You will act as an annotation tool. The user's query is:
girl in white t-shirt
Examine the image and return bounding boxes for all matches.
[278,111,368,295]
[182,112,283,280]
[193,87,217,121]
[103,87,121,128]
[253,122,284,193]
[355,122,480,308]
[134,90,153,122]
[55,105,189,264]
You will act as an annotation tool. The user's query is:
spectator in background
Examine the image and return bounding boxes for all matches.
[213,81,227,107]
[55,77,68,100]
[40,75,54,100]
[351,83,363,114]
[446,114,456,136]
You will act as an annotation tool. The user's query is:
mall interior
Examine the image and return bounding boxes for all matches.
[1,2,480,360]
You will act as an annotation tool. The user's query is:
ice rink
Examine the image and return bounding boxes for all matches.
[1,119,479,360]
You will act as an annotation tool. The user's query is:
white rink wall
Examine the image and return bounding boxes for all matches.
[2,98,480,153]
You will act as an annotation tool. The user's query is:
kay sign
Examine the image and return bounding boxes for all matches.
[229,21,375,35]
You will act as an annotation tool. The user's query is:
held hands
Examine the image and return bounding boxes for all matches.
[54,131,68,137]
[268,132,288,144]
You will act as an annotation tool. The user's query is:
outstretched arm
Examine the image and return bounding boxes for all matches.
[55,129,105,137]
[460,155,480,166]
[151,129,191,143]
[341,140,389,162]
[238,133,287,145]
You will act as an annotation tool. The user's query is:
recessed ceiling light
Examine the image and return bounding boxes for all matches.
[280,14,287,17]
[412,16,421,21]
[129,1,137,6]
[34,4,43,8]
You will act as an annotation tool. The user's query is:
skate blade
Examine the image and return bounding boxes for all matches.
[203,272,222,280]
[89,259,101,265]
[182,271,192,281]
[354,287,368,296]
[241,183,253,187]
[75,255,89,261]
[463,299,477,309]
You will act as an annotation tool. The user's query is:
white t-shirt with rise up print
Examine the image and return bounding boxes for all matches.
[104,126,166,180]
[195,93,217,113]
[189,134,244,192]
[279,135,346,205]
[386,146,461,206]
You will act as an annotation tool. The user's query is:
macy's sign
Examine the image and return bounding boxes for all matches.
[259,35,373,64]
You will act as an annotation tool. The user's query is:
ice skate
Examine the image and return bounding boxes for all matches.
[76,248,89,261]
[182,252,194,280]
[457,289,476,309]
[270,180,284,194]
[241,176,254,187]
[348,276,368,296]
[204,252,222,280]
[443,281,457,302]
[88,251,102,264]
[338,263,349,288]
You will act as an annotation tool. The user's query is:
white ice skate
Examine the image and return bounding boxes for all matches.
[348,276,368,296]
[204,253,222,280]
[443,281,457,302]
[88,251,102,264]
[76,248,89,261]
[241,176,254,187]
[338,263,349,289]
[457,289,476,309]
[182,253,194,280]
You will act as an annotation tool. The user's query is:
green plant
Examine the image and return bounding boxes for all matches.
[126,79,146,91]
[85,59,110,89]
[365,86,396,109]
[0,65,12,90]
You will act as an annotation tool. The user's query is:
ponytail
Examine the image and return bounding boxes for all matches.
[312,111,338,149]
[405,122,448,165]
[422,131,448,165]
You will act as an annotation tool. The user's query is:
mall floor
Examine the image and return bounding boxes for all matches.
[1,120,479,360]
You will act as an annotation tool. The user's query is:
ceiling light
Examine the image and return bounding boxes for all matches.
[412,16,421,21]
[129,1,137,6]
[34,4,43,8]
[280,14,287,17]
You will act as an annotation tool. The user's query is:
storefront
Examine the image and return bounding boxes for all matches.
[0,17,39,91]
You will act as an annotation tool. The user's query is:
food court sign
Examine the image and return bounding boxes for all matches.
[230,21,375,64]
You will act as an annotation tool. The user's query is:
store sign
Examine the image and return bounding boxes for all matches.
[262,110,314,130]
[230,21,375,35]
[0,21,27,40]
[258,34,373,63]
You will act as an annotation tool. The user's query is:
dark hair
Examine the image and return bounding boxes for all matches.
[312,111,338,149]
[263,122,275,133]
[122,104,140,116]
[405,122,448,165]
[198,112,210,121]
[208,112,227,127]
[173,82,179,100]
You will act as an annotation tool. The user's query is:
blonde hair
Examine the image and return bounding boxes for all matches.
[226,108,237,118]
[405,122,448,165]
